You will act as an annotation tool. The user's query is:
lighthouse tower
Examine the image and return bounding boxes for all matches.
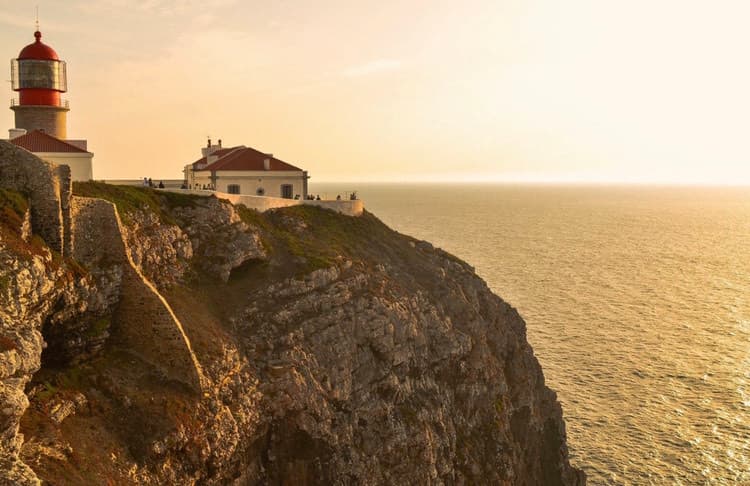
[7,29,93,181]
[11,30,69,138]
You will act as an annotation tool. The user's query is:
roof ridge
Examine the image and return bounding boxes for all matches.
[203,147,242,168]
[192,145,302,172]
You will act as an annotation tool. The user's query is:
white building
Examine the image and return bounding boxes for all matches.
[184,140,309,199]
[9,129,93,181]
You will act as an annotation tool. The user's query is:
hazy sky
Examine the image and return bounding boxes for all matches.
[1,1,749,183]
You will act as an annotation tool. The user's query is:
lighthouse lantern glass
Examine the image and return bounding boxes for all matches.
[10,59,18,90]
[11,59,67,92]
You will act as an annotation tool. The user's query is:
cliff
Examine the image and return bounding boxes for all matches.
[0,144,584,485]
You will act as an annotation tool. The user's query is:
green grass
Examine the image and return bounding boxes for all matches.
[235,204,272,231]
[56,363,89,390]
[85,317,110,338]
[73,182,203,224]
[0,188,29,234]
[159,190,205,210]
[35,381,59,403]
[73,183,465,285]
[73,181,164,223]
[232,204,426,278]
[236,204,336,272]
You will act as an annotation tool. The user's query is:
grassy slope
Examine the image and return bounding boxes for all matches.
[72,182,437,277]
[73,181,204,224]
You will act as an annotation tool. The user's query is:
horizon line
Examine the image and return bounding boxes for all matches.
[98,177,750,188]
[307,179,750,188]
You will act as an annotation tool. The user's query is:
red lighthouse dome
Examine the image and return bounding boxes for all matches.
[18,31,60,61]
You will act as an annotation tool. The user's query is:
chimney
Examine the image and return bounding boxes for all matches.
[202,137,219,158]
[264,158,270,171]
[8,128,27,140]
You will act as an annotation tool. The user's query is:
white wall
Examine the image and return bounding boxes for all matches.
[162,189,364,216]
[186,169,307,199]
[40,152,94,181]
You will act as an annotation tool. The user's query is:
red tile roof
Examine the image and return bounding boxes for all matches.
[10,130,90,153]
[191,147,238,169]
[193,146,303,172]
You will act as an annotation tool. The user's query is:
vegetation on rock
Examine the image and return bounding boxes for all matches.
[0,187,28,234]
[73,181,203,224]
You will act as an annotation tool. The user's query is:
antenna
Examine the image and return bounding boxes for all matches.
[35,5,39,31]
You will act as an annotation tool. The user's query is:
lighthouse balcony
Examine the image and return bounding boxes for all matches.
[10,98,69,109]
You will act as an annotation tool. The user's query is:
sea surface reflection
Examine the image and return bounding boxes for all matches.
[311,183,750,485]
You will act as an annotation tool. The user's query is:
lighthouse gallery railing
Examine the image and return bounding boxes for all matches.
[10,98,69,109]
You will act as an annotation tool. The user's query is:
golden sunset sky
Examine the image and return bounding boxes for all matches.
[1,1,749,183]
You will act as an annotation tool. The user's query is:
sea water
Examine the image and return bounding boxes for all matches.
[310,183,750,485]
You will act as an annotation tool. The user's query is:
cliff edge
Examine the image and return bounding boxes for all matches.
[0,150,584,485]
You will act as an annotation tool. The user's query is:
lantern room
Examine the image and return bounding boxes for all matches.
[11,31,68,106]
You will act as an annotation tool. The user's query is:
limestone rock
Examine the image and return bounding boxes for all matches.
[120,197,266,287]
[233,257,585,485]
[48,392,87,424]
[0,176,584,484]
[171,197,266,282]
[0,246,66,485]
[122,209,192,288]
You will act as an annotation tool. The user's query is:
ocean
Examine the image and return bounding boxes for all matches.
[310,183,750,485]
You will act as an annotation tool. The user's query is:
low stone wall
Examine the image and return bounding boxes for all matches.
[303,199,364,215]
[71,197,206,392]
[104,179,185,189]
[161,189,364,216]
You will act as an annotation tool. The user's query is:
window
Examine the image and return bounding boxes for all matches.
[281,184,293,199]
[256,187,265,196]
[227,184,241,194]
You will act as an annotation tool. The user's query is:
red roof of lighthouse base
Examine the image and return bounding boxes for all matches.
[11,130,89,154]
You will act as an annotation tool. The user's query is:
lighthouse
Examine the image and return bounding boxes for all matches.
[11,30,69,138]
[7,29,93,181]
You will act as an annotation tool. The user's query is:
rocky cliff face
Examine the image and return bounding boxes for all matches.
[122,196,265,288]
[0,189,94,485]
[0,181,585,485]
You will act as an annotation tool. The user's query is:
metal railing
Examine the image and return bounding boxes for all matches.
[10,98,69,109]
